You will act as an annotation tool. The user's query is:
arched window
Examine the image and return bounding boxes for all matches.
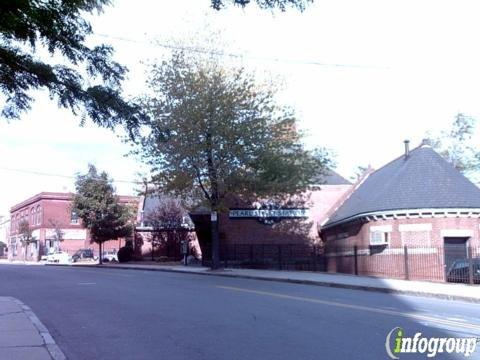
[36,206,42,225]
[30,208,35,225]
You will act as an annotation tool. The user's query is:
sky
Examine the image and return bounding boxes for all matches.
[2,0,480,217]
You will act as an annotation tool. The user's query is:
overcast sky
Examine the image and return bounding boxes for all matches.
[2,0,480,216]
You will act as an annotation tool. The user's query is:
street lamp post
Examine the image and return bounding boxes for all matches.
[211,211,220,270]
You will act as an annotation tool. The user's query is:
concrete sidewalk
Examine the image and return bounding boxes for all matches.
[0,297,65,360]
[0,259,45,266]
[98,263,480,303]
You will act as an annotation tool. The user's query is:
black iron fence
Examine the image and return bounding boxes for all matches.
[320,244,479,284]
[201,243,480,284]
[202,243,326,272]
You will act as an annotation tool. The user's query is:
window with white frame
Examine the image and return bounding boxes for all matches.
[369,225,392,246]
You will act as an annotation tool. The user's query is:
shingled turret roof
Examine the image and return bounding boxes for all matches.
[324,144,480,228]
[312,170,352,185]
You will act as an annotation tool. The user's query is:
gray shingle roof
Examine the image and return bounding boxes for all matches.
[313,170,352,185]
[324,145,480,227]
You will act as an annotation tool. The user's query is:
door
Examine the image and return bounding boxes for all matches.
[444,237,468,278]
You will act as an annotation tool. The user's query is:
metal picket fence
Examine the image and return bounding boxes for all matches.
[202,243,326,272]
[201,243,480,284]
[324,244,480,284]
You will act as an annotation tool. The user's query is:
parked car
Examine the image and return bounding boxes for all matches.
[102,250,118,262]
[72,249,95,263]
[47,251,71,264]
[446,259,480,284]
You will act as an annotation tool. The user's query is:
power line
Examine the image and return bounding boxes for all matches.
[0,167,142,185]
[92,33,387,70]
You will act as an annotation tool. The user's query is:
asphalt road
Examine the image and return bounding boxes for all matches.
[0,265,479,360]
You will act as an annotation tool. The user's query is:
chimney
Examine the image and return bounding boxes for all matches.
[404,140,410,159]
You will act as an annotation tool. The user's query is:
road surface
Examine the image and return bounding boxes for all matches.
[0,265,479,359]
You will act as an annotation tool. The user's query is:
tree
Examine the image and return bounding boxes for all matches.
[134,49,332,268]
[0,1,146,135]
[349,165,369,182]
[145,197,193,261]
[48,219,64,252]
[211,0,313,11]
[72,164,133,264]
[18,219,36,261]
[425,113,480,177]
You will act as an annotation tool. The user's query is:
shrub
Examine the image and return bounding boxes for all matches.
[118,246,134,263]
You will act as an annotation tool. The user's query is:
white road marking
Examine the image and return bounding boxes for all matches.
[77,282,96,285]
[217,285,480,332]
[64,269,133,277]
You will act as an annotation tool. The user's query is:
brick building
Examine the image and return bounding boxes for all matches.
[188,172,353,263]
[135,172,352,263]
[321,141,480,281]
[8,192,139,261]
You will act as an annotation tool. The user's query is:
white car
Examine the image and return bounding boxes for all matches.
[47,251,71,264]
[102,250,118,262]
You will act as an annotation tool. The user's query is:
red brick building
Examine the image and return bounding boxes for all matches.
[8,192,139,261]
[135,172,352,263]
[217,173,352,246]
[187,172,353,265]
[321,141,480,281]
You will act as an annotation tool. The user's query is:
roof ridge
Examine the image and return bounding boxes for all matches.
[323,143,480,227]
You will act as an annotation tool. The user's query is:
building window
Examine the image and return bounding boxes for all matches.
[369,231,390,246]
[369,225,392,246]
[70,211,79,224]
[36,206,42,225]
[30,208,35,225]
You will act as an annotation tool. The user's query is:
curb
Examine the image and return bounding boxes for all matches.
[11,297,67,360]
[65,263,480,304]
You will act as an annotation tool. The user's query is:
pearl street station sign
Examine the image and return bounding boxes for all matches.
[229,208,309,225]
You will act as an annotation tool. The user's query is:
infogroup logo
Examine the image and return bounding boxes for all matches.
[385,327,479,358]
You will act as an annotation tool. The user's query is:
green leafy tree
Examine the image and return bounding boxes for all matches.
[425,113,480,176]
[211,0,313,11]
[18,219,36,261]
[0,0,146,134]
[134,49,332,268]
[48,219,64,252]
[72,164,132,264]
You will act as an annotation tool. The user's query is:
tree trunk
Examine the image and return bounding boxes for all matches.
[99,242,103,265]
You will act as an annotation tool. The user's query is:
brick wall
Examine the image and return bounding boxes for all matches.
[322,216,480,282]
[8,192,138,261]
[215,185,352,247]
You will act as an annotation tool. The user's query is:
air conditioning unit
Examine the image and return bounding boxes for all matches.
[370,231,389,246]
